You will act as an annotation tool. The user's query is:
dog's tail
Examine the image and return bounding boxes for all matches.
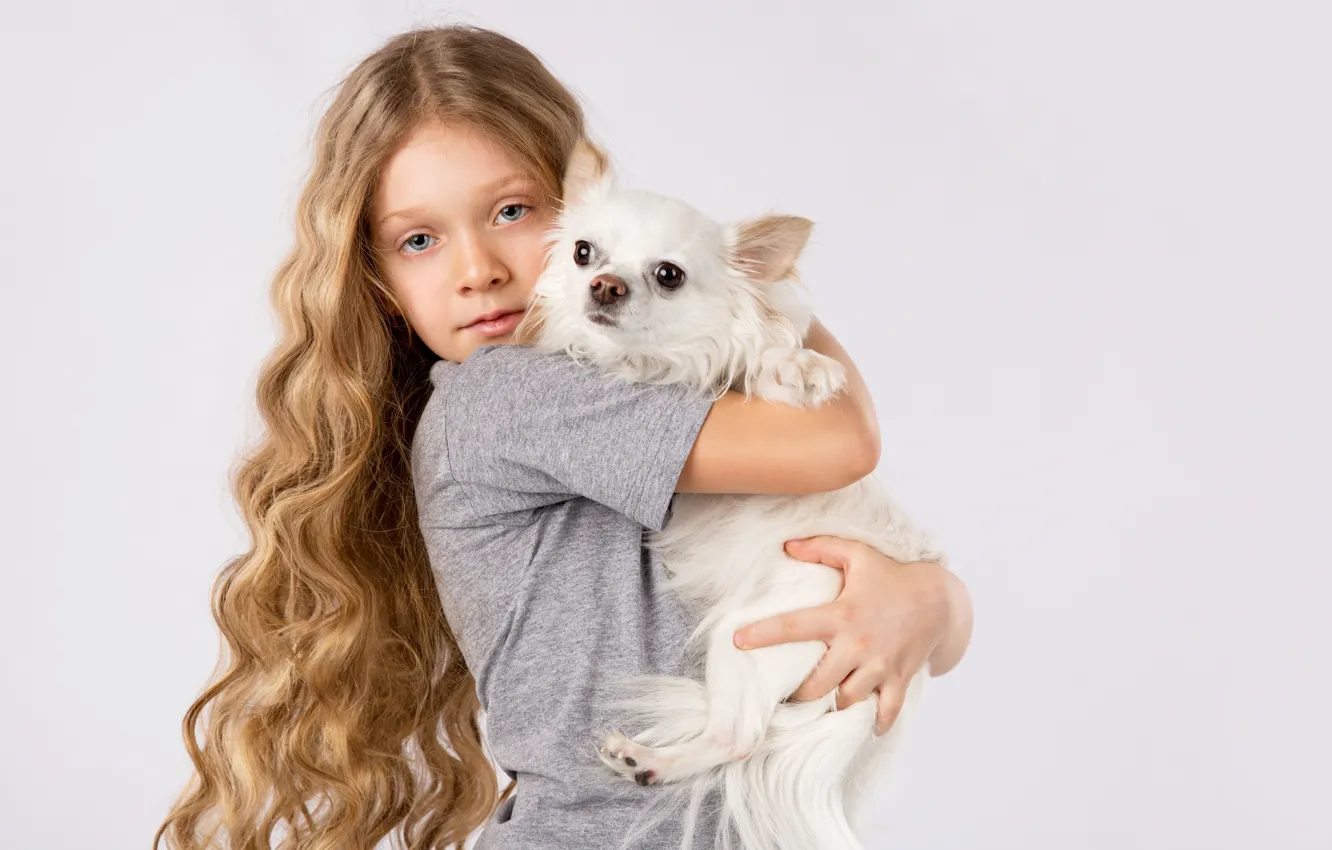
[722,671,925,850]
[718,699,875,850]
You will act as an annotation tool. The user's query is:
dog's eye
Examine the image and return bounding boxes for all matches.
[655,262,686,290]
[574,240,595,266]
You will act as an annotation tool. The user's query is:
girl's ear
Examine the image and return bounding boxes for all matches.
[727,215,814,284]
[561,138,612,207]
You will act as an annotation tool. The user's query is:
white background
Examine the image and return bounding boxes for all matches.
[2,2,1328,848]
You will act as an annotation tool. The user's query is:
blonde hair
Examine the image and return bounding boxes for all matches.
[155,25,590,850]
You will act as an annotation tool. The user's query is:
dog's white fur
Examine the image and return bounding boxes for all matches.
[523,141,946,850]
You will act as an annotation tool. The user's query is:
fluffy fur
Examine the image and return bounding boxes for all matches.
[524,141,946,850]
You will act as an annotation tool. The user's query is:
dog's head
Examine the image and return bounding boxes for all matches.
[524,140,815,392]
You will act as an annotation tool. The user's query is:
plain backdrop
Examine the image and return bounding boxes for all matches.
[1,2,1328,849]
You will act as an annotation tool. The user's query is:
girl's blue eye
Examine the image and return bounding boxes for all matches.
[496,204,529,224]
[401,233,436,255]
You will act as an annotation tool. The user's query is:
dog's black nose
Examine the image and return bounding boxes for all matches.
[589,274,628,305]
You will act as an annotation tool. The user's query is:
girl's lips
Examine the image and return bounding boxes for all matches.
[465,310,525,337]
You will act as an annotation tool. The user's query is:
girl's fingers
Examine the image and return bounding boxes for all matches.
[783,536,860,569]
[832,663,885,710]
[734,605,833,650]
[874,679,906,735]
[790,646,858,702]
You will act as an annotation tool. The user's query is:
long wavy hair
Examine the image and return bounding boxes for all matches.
[155,25,591,850]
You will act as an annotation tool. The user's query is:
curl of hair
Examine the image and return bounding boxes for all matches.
[155,25,589,850]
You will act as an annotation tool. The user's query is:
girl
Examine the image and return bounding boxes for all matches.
[156,24,973,850]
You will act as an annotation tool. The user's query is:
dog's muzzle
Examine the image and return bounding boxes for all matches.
[589,274,628,307]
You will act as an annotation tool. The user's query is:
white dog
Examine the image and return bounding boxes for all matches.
[523,141,947,850]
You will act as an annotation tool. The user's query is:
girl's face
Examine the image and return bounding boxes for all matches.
[370,120,557,362]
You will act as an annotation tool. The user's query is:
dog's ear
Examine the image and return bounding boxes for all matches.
[727,215,814,284]
[561,138,612,207]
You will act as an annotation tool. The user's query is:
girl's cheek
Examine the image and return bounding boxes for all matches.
[524,230,555,274]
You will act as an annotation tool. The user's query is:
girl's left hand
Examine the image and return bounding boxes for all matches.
[732,536,972,735]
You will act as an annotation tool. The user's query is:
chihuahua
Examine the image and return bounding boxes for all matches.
[521,141,947,850]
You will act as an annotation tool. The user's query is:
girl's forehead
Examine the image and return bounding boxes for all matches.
[382,124,514,190]
[372,122,535,221]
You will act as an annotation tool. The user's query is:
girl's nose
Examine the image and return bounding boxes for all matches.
[453,231,508,292]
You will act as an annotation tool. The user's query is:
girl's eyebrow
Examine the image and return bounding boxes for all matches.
[376,205,432,231]
[376,173,538,230]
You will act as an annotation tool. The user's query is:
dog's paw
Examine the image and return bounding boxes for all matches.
[752,348,847,406]
[598,731,661,786]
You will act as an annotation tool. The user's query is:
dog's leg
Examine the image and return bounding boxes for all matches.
[599,604,826,786]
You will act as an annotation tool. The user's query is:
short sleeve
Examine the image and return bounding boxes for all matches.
[438,345,713,531]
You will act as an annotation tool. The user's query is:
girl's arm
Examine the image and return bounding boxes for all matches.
[676,318,881,495]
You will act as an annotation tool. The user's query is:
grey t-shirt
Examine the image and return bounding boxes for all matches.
[410,343,718,849]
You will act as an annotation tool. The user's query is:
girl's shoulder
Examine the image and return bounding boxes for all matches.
[417,344,583,460]
[415,341,713,532]
[429,343,577,393]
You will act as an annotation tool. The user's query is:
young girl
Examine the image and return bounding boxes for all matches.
[156,25,973,850]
